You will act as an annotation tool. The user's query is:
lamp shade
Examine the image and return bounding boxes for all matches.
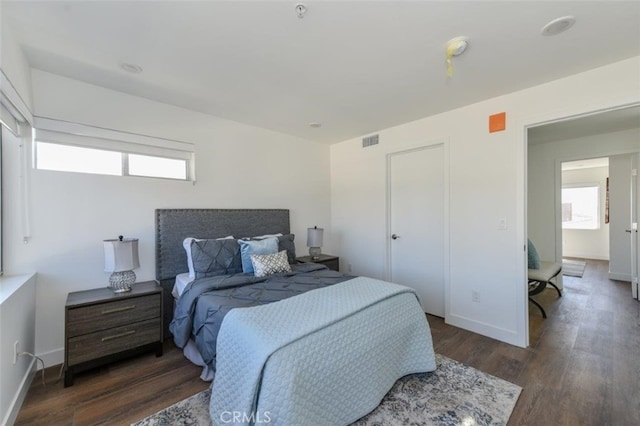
[307,227,324,248]
[104,237,140,272]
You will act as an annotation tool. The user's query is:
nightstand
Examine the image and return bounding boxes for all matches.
[64,281,163,387]
[296,254,340,272]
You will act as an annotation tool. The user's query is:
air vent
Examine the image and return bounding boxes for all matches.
[362,134,379,148]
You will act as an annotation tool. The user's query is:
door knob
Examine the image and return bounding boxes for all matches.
[391,234,400,240]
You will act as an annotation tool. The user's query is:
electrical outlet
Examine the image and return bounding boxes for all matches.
[472,291,480,303]
[348,263,353,273]
[13,341,19,365]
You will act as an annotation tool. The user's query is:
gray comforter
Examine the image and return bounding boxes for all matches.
[169,263,354,368]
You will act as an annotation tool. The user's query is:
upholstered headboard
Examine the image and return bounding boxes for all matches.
[155,208,290,333]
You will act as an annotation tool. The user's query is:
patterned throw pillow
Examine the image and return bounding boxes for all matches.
[250,250,292,278]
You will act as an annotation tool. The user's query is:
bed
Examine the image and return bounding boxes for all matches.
[156,208,294,332]
[155,208,436,425]
[156,209,356,376]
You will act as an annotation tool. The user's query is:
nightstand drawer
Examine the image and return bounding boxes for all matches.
[67,294,160,337]
[296,254,340,272]
[323,259,339,271]
[67,318,160,365]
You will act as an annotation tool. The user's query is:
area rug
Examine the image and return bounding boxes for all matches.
[132,354,521,426]
[562,259,587,277]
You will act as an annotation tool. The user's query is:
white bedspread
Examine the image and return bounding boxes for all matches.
[209,276,436,426]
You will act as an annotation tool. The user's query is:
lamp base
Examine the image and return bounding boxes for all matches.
[309,246,321,260]
[109,271,135,293]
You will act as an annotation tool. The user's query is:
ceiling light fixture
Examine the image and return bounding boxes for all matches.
[295,3,307,19]
[119,62,143,74]
[445,36,469,77]
[541,16,576,36]
[308,122,322,128]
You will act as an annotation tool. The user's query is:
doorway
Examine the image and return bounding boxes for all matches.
[387,144,445,317]
[527,106,640,317]
[560,157,610,278]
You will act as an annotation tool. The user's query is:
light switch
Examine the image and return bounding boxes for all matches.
[499,218,508,230]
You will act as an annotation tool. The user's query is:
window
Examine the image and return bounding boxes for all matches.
[2,79,35,273]
[128,154,187,180]
[33,118,195,181]
[562,185,600,229]
[36,142,121,176]
[35,142,189,180]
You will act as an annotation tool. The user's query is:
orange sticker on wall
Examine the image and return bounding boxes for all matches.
[489,112,506,133]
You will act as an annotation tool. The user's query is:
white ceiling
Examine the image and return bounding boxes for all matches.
[562,157,609,171]
[3,1,640,144]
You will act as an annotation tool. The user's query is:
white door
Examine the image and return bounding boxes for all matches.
[388,145,445,316]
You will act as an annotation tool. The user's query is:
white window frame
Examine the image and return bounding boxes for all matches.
[561,183,601,230]
[1,69,36,272]
[33,117,195,182]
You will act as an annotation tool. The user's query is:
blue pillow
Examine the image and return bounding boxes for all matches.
[527,239,540,270]
[238,237,279,274]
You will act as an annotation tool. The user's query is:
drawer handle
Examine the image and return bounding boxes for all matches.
[101,305,136,315]
[101,330,136,342]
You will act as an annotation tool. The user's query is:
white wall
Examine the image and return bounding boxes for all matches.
[331,56,640,347]
[4,70,332,366]
[0,7,33,111]
[561,166,609,260]
[0,274,36,426]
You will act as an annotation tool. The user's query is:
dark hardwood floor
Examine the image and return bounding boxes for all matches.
[15,259,640,425]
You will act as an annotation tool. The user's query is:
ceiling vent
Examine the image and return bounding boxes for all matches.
[362,134,379,148]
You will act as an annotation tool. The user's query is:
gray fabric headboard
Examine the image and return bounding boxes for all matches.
[155,208,290,333]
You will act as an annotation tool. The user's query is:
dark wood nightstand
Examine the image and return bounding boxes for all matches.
[296,254,340,271]
[64,281,163,387]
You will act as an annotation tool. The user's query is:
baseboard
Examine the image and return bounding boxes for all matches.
[37,347,64,369]
[609,272,632,282]
[2,357,36,426]
[446,313,526,348]
[562,253,608,261]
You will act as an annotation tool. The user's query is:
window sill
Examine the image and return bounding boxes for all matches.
[0,273,36,305]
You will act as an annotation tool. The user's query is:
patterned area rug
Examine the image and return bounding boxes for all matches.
[563,259,587,277]
[132,354,521,426]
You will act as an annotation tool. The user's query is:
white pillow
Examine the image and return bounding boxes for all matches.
[183,236,233,278]
[250,250,292,278]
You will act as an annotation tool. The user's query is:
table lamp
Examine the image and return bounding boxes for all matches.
[307,226,323,260]
[103,235,139,293]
